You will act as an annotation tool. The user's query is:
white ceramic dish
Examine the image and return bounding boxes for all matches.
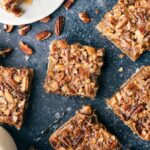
[0,126,17,150]
[0,0,64,25]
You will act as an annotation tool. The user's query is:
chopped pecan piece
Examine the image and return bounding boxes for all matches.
[97,0,150,61]
[19,41,33,55]
[0,48,13,57]
[35,30,52,41]
[0,66,33,129]
[55,16,65,36]
[1,0,23,17]
[95,9,100,14]
[118,53,125,59]
[107,66,150,140]
[44,39,104,99]
[50,105,121,149]
[79,12,91,23]
[18,25,31,36]
[4,24,14,33]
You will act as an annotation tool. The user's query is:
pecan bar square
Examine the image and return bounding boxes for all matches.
[107,66,150,140]
[44,40,104,99]
[1,0,23,17]
[97,0,150,61]
[0,66,33,129]
[50,105,121,150]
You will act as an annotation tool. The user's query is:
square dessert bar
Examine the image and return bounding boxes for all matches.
[1,0,23,17]
[97,0,150,61]
[50,105,121,150]
[44,40,104,99]
[0,66,33,129]
[107,66,150,140]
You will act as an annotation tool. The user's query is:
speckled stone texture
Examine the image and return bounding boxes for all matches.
[0,0,149,150]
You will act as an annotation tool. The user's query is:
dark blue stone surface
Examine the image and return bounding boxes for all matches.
[0,0,149,150]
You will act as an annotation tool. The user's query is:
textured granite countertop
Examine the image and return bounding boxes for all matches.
[0,0,150,150]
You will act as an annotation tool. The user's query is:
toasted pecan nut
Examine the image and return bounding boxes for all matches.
[35,30,52,41]
[55,16,65,36]
[0,48,13,57]
[1,0,23,17]
[4,24,14,33]
[12,7,23,17]
[19,41,33,55]
[18,25,31,36]
[79,12,91,23]
[64,0,75,9]
[40,16,51,23]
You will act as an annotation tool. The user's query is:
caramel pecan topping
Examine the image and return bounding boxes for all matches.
[44,40,104,99]
[107,66,150,140]
[97,0,150,61]
[0,66,33,129]
[50,106,121,150]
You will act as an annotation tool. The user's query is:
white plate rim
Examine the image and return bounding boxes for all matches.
[0,0,64,25]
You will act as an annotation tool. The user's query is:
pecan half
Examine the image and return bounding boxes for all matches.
[19,41,33,55]
[12,8,23,17]
[55,16,65,36]
[40,16,51,23]
[0,48,13,57]
[4,24,14,33]
[79,12,91,23]
[18,25,31,36]
[64,0,75,9]
[127,103,145,118]
[35,31,52,41]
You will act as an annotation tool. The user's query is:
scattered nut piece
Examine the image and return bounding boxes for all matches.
[118,67,124,72]
[64,0,75,9]
[13,8,23,17]
[79,12,91,23]
[19,41,33,55]
[40,16,51,23]
[35,30,52,41]
[0,48,13,57]
[118,54,125,59]
[4,24,14,33]
[18,25,31,36]
[95,9,100,14]
[55,16,65,36]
